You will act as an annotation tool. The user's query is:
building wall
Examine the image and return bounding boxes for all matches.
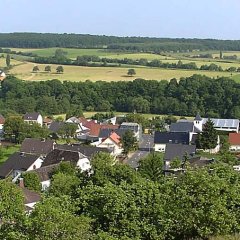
[154,143,166,152]
[41,180,51,191]
[27,158,43,171]
[98,138,123,155]
[230,145,240,152]
[76,158,91,172]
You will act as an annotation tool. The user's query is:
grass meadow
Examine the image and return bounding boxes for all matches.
[9,61,236,82]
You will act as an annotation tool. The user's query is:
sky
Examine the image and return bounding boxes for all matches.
[1,0,239,39]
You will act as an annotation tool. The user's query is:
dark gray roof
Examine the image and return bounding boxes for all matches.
[42,149,86,167]
[49,121,65,133]
[0,152,40,178]
[56,144,111,159]
[188,157,214,168]
[20,138,55,155]
[23,112,41,121]
[164,144,196,161]
[170,122,194,133]
[154,131,189,144]
[29,164,58,181]
[98,128,128,138]
[22,187,41,204]
[194,113,202,121]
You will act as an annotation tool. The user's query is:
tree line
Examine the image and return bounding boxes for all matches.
[32,54,240,72]
[1,152,240,239]
[1,75,240,118]
[2,33,240,52]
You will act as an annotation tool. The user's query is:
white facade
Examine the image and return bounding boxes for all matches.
[229,145,240,152]
[41,180,51,191]
[98,137,123,155]
[154,143,166,152]
[76,157,91,172]
[24,114,43,127]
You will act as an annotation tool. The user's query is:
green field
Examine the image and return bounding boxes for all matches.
[3,48,240,82]
[0,145,20,165]
[9,61,236,82]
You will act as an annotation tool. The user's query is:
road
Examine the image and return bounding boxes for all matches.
[127,134,154,168]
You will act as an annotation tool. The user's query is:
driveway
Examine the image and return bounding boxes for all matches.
[127,134,154,168]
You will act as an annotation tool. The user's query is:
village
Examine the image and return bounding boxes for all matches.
[0,111,239,212]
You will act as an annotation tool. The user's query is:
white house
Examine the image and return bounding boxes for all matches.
[97,132,123,155]
[0,152,43,182]
[23,112,43,127]
[154,131,190,152]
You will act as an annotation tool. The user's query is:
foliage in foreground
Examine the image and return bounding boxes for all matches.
[1,153,240,239]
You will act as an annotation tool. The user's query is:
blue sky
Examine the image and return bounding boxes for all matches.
[1,0,239,39]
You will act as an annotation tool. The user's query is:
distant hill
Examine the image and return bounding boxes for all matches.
[0,33,240,52]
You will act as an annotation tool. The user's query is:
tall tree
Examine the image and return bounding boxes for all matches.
[196,119,218,149]
[127,68,136,76]
[6,54,10,68]
[32,65,39,72]
[56,65,64,73]
[121,130,137,154]
[44,65,51,72]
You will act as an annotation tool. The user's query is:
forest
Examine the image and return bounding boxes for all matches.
[1,75,240,119]
[1,33,240,51]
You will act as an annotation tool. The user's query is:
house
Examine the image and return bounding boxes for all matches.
[41,148,91,172]
[97,132,123,155]
[48,121,65,134]
[19,178,41,212]
[56,144,112,159]
[154,131,190,152]
[20,138,55,156]
[0,70,6,81]
[229,133,240,152]
[28,164,57,191]
[201,118,239,133]
[0,152,43,181]
[164,144,196,170]
[23,112,43,126]
[120,122,142,141]
[170,120,200,142]
[66,117,91,138]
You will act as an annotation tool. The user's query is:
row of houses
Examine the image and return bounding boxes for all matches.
[0,137,115,211]
[153,114,240,171]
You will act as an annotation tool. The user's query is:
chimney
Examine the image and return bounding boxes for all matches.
[19,177,24,188]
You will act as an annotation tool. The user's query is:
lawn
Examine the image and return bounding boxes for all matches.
[0,145,20,165]
[0,57,22,69]
[10,61,236,82]
[83,111,194,120]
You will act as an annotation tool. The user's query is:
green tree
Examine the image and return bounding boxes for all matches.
[44,65,51,72]
[6,54,10,68]
[50,173,80,197]
[32,65,39,72]
[170,157,182,169]
[138,153,164,181]
[22,172,41,192]
[54,49,68,61]
[196,119,218,149]
[0,180,27,240]
[4,116,25,143]
[29,196,92,240]
[57,123,78,138]
[121,130,137,154]
[127,68,136,76]
[220,50,223,59]
[56,65,64,73]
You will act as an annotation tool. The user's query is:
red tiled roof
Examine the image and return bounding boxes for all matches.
[229,133,240,145]
[89,123,101,136]
[109,132,121,145]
